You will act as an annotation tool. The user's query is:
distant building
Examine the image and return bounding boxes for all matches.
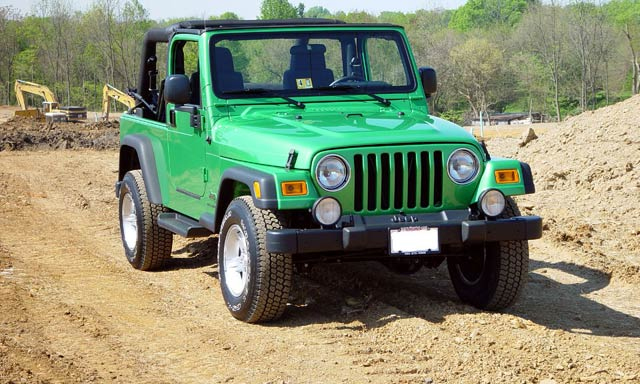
[470,112,543,126]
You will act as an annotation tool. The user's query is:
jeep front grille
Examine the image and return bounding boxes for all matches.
[353,151,443,213]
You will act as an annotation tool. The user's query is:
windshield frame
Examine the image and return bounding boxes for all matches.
[208,28,418,100]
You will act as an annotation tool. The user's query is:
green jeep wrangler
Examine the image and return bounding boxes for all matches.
[116,19,542,323]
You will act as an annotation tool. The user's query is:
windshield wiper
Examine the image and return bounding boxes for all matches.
[222,88,305,109]
[316,84,391,107]
[365,92,391,107]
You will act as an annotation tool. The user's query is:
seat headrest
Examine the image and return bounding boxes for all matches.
[289,44,328,70]
[290,44,327,55]
[213,47,236,72]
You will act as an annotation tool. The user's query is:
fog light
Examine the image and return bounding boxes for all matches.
[479,189,506,217]
[312,197,342,226]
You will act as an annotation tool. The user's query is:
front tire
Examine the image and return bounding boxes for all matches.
[447,197,529,310]
[218,196,292,323]
[118,170,173,271]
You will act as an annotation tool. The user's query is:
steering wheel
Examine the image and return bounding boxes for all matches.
[329,75,365,87]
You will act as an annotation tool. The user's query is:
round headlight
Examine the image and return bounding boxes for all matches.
[479,189,506,217]
[312,197,342,226]
[447,149,479,184]
[316,155,349,191]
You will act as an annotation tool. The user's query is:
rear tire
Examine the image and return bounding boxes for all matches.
[447,197,529,310]
[118,170,173,271]
[218,196,292,323]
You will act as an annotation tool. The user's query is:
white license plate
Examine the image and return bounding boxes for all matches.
[389,226,440,255]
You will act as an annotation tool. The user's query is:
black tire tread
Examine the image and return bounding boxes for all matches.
[229,196,292,323]
[485,197,529,309]
[448,197,529,310]
[127,170,173,271]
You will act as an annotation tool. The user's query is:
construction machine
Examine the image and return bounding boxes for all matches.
[14,80,87,122]
[102,84,136,121]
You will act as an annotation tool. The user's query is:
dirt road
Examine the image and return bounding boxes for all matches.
[1,148,639,383]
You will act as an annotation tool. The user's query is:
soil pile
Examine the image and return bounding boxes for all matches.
[0,117,119,151]
[489,95,640,282]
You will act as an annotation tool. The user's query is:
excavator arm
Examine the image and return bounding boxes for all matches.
[14,80,58,110]
[102,84,136,120]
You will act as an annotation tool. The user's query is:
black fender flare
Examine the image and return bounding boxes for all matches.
[207,166,278,233]
[219,166,278,209]
[519,161,535,194]
[118,134,164,204]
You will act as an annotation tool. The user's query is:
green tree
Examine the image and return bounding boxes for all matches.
[450,38,505,120]
[12,16,44,85]
[338,11,377,23]
[116,0,152,88]
[304,6,332,18]
[260,0,298,20]
[33,0,78,106]
[409,9,461,115]
[0,6,21,104]
[450,0,535,31]
[218,12,240,20]
[3,0,638,119]
[567,2,614,111]
[605,0,640,94]
[379,11,411,25]
[508,52,547,115]
[516,3,568,121]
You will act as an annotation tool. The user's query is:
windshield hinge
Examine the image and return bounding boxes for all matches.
[286,149,298,170]
[191,111,201,129]
[176,105,202,129]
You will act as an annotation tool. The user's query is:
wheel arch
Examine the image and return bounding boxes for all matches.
[211,167,278,233]
[117,134,165,205]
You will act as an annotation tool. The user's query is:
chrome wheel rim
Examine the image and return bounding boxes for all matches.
[223,224,250,297]
[121,191,138,252]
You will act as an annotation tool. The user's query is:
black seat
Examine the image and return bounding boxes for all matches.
[283,44,334,89]
[212,47,244,93]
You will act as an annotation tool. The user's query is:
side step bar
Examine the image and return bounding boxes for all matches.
[157,213,212,238]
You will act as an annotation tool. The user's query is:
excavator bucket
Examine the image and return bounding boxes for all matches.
[14,109,42,119]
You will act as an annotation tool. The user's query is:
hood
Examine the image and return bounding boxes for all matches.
[213,108,478,169]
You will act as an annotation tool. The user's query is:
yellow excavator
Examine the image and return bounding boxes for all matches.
[14,79,87,122]
[102,84,136,121]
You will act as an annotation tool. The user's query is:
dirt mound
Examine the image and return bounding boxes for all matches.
[489,96,640,282]
[0,117,119,151]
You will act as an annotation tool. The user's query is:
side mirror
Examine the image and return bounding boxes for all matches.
[419,67,437,97]
[164,74,191,105]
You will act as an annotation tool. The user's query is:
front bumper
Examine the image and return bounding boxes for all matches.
[266,210,542,254]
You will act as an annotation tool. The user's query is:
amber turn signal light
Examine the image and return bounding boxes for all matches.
[281,181,308,196]
[253,181,262,199]
[494,169,520,184]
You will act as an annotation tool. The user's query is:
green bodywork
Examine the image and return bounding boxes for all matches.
[119,24,532,226]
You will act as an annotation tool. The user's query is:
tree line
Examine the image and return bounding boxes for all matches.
[1,0,639,124]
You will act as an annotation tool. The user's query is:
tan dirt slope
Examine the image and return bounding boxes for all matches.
[487,95,640,283]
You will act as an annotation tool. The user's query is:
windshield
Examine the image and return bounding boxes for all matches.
[210,30,416,99]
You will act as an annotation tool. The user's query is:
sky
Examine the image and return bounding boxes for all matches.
[3,0,468,20]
